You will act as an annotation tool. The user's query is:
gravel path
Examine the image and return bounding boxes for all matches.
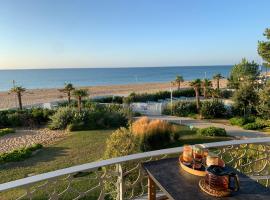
[144,115,269,139]
[0,128,67,153]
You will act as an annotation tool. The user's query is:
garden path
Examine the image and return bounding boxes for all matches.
[144,115,269,139]
[0,128,67,153]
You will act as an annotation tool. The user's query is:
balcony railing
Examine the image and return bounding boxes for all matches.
[0,137,270,200]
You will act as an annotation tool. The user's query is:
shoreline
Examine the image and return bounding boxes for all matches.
[0,79,227,109]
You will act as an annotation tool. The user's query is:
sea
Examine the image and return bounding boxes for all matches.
[0,65,233,91]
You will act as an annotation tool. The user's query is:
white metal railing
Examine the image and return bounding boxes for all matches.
[0,137,270,199]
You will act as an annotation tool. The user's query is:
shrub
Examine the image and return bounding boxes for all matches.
[49,107,77,130]
[242,118,270,130]
[132,117,172,151]
[220,90,234,99]
[200,100,227,119]
[197,127,227,136]
[104,128,139,159]
[0,128,15,137]
[0,144,43,164]
[242,122,265,130]
[50,105,130,131]
[92,96,123,104]
[229,116,255,126]
[162,101,197,116]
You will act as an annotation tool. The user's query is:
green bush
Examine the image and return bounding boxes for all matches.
[92,96,123,104]
[197,127,227,136]
[242,118,270,130]
[200,100,227,119]
[242,122,265,130]
[50,105,130,131]
[104,128,139,159]
[229,116,255,126]
[49,107,77,130]
[0,128,15,136]
[0,108,55,128]
[0,144,43,164]
[163,101,197,116]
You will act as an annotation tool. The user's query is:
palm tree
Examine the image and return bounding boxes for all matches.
[173,75,184,90]
[190,79,201,111]
[72,89,89,112]
[59,83,75,104]
[9,86,26,110]
[201,79,212,98]
[213,73,224,90]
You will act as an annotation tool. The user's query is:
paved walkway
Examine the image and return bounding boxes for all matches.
[145,115,269,139]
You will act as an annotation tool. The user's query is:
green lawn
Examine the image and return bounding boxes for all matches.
[0,126,231,199]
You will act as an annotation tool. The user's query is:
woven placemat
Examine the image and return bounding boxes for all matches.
[199,179,231,197]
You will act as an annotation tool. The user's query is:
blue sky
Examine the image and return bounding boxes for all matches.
[0,0,269,69]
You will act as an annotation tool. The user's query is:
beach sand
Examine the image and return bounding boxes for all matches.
[0,79,227,109]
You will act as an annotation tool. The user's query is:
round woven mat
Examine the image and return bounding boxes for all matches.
[199,179,231,197]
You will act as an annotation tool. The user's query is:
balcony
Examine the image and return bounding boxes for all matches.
[0,137,270,200]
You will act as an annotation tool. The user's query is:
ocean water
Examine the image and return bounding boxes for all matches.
[0,66,233,91]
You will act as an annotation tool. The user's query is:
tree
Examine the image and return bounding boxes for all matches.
[201,79,212,98]
[258,28,270,75]
[59,83,75,104]
[72,89,89,112]
[213,73,224,90]
[190,79,201,111]
[232,81,258,117]
[228,58,259,89]
[173,75,184,90]
[9,86,26,110]
[257,80,270,119]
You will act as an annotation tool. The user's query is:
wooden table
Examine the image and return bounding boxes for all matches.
[142,158,270,200]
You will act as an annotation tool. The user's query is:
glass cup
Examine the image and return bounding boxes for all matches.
[182,145,193,164]
[193,145,204,169]
[206,153,219,167]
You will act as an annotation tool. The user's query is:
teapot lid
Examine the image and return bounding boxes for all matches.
[207,165,235,176]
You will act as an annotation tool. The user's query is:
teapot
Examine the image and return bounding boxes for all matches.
[205,165,240,191]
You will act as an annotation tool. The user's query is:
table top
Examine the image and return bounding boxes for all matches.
[143,157,270,200]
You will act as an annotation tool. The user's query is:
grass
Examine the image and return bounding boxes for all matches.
[0,130,113,200]
[167,125,231,148]
[0,125,231,199]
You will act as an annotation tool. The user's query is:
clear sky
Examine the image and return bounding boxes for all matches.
[0,0,269,69]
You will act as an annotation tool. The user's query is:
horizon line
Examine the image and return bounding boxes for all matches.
[0,64,234,71]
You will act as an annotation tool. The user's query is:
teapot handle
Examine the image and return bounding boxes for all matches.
[229,174,240,192]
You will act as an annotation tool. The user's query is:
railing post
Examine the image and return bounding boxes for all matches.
[117,164,124,200]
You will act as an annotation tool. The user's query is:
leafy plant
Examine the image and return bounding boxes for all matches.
[163,101,197,116]
[200,100,227,119]
[0,144,43,164]
[197,127,227,136]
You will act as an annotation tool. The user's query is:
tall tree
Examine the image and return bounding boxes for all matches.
[173,75,184,90]
[201,79,212,98]
[257,80,270,119]
[232,81,258,117]
[258,28,270,76]
[190,79,201,111]
[9,86,26,110]
[72,89,89,112]
[228,58,259,89]
[213,73,224,90]
[59,83,75,104]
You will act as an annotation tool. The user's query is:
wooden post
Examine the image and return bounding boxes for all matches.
[148,177,156,200]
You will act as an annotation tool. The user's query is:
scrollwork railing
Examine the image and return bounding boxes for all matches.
[0,137,270,200]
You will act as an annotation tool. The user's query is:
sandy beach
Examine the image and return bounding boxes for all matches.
[0,79,227,110]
